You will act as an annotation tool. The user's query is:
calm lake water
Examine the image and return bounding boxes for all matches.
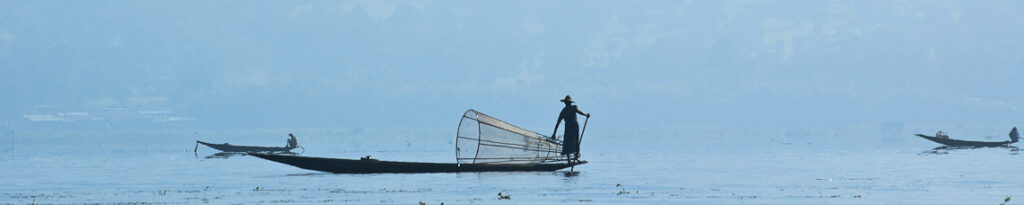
[2,127,1022,204]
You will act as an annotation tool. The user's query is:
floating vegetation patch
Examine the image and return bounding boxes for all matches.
[616,184,636,195]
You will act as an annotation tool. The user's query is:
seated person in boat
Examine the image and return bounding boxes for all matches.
[936,130,948,139]
[551,95,590,160]
[287,133,298,148]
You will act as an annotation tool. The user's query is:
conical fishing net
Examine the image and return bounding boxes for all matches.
[456,109,563,165]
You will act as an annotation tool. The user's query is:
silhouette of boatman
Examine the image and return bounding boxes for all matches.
[287,133,298,148]
[551,95,590,161]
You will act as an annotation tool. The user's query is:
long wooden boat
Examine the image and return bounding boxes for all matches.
[915,134,1015,148]
[196,140,295,153]
[248,153,586,173]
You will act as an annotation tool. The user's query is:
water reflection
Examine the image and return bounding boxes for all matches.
[203,152,248,159]
[198,151,299,159]
[921,146,1019,155]
[283,172,332,177]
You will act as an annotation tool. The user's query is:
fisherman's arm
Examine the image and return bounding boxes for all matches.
[576,108,591,117]
[551,117,562,139]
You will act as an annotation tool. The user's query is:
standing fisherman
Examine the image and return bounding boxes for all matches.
[551,95,590,161]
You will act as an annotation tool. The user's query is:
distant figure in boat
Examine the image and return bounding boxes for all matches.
[915,127,1019,148]
[287,133,299,149]
[551,95,590,160]
[1010,127,1019,143]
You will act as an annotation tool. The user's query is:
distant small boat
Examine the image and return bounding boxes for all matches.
[916,127,1018,148]
[196,140,295,152]
[195,133,300,153]
[248,153,586,173]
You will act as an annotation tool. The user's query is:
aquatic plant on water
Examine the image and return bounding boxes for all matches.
[616,183,636,195]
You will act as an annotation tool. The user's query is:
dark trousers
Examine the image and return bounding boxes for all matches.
[561,120,579,155]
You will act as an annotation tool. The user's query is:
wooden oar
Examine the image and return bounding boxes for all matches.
[193,131,200,153]
[571,115,589,171]
[578,115,589,150]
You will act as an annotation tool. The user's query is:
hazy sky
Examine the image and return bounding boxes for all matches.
[1,1,1022,130]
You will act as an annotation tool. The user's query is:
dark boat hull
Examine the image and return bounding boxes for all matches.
[249,153,586,173]
[197,140,294,153]
[915,134,1013,148]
